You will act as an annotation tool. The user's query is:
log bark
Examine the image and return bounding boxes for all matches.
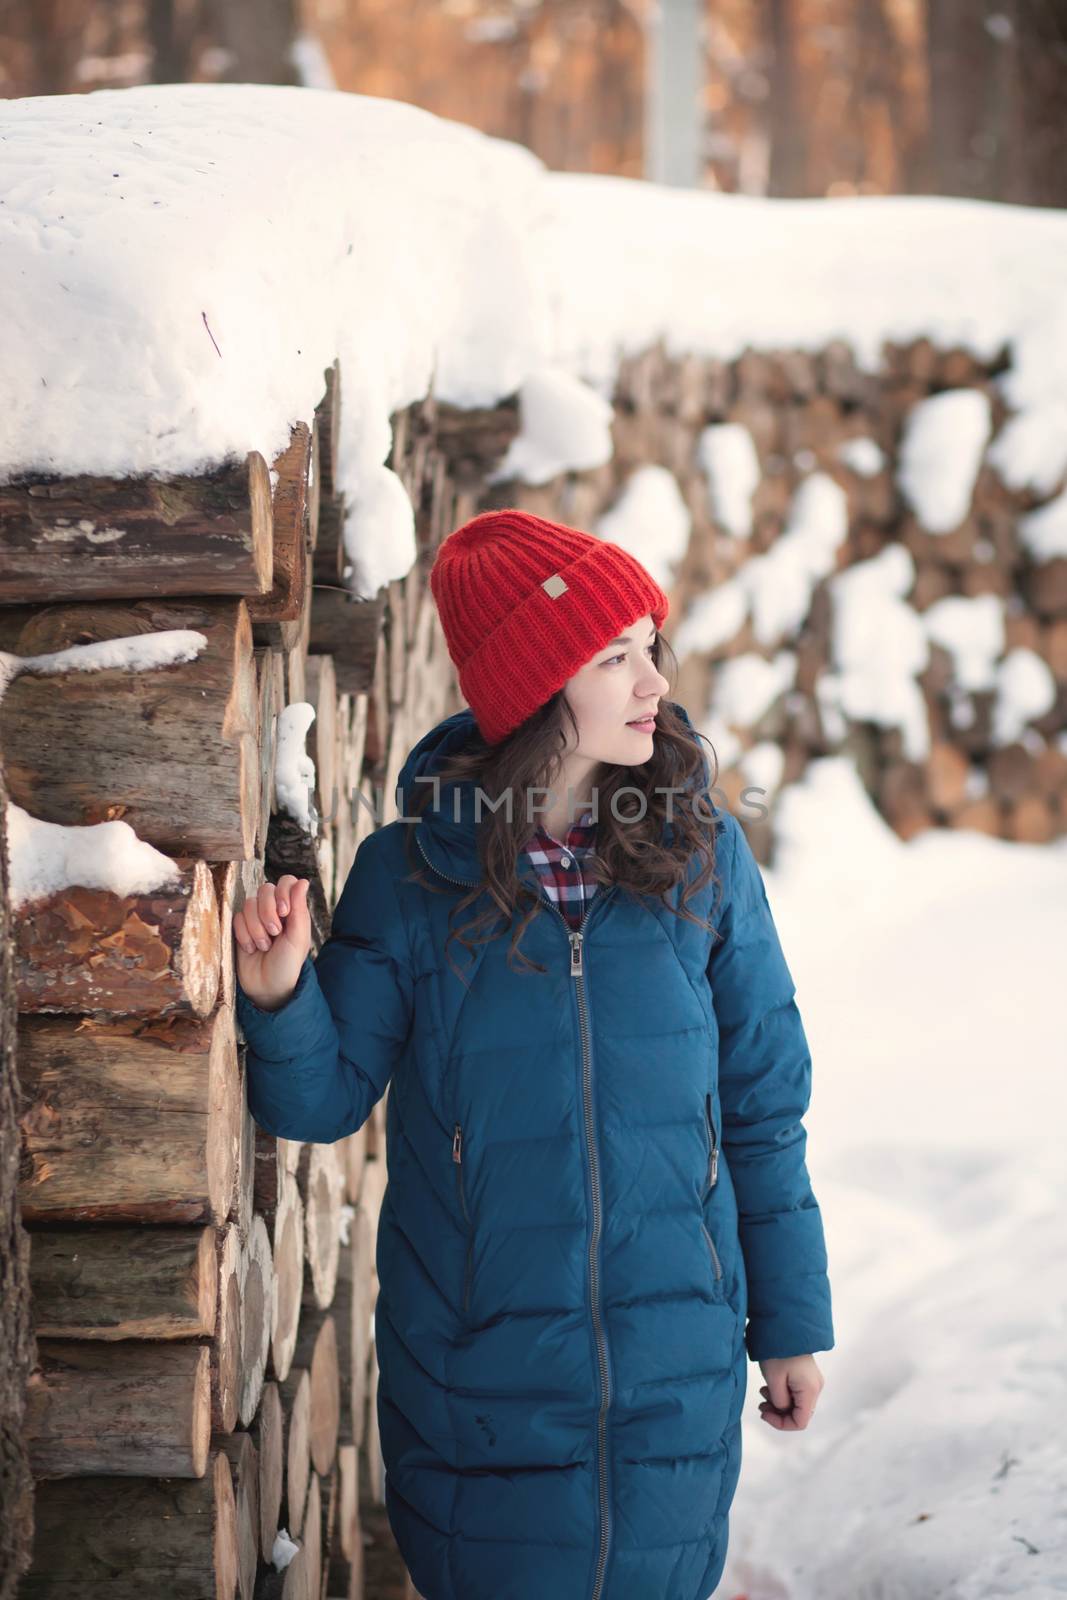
[292,1313,340,1479]
[298,1142,345,1312]
[318,1464,340,1600]
[216,1431,260,1600]
[386,577,407,715]
[279,1367,311,1537]
[304,654,337,823]
[0,755,33,1595]
[270,1171,305,1385]
[0,451,273,604]
[275,1469,321,1600]
[313,494,346,588]
[328,1444,359,1594]
[236,1065,256,1240]
[327,1242,356,1441]
[307,589,385,697]
[364,1344,384,1507]
[338,1123,367,1207]
[300,1469,322,1600]
[213,860,241,1010]
[249,423,313,633]
[254,646,283,861]
[434,398,519,480]
[25,1338,212,1478]
[255,1476,316,1600]
[338,1207,373,1451]
[14,859,221,1017]
[359,1151,387,1271]
[254,1140,306,1383]
[213,1223,242,1435]
[0,597,260,859]
[365,1100,386,1164]
[253,1129,285,1221]
[307,418,322,555]
[28,1223,218,1339]
[21,1451,238,1597]
[251,1379,284,1562]
[18,1005,241,1224]
[238,1213,273,1426]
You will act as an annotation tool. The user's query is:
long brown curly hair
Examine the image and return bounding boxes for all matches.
[400,630,724,984]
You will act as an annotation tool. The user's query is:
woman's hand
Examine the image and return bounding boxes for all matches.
[757,1354,824,1431]
[234,875,312,1012]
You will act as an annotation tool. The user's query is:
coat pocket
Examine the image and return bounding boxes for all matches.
[701,1094,724,1284]
[703,1092,720,1195]
[452,1122,473,1319]
[701,1220,724,1282]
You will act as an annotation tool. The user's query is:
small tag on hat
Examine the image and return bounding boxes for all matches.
[542,573,569,598]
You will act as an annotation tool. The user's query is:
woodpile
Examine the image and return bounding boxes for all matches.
[493,336,1067,853]
[7,325,1061,1592]
[3,359,499,1597]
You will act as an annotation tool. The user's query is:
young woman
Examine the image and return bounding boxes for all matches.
[235,509,835,1600]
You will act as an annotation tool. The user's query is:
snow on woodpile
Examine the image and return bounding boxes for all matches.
[3,82,1067,562]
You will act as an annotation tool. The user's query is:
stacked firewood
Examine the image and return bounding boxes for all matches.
[8,325,1061,1591]
[2,362,513,1598]
[496,336,1067,848]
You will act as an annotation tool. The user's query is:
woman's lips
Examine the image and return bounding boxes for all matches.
[626,717,656,731]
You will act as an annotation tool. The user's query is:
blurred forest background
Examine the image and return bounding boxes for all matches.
[3,0,1067,207]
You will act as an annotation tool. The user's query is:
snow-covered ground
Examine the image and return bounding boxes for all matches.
[718,759,1067,1599]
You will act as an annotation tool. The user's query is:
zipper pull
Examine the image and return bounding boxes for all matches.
[452,1124,463,1163]
[705,1094,719,1190]
[569,931,584,977]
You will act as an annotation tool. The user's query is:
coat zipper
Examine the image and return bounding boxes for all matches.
[560,910,613,1600]
[415,829,615,1600]
[703,1093,720,1192]
[452,1123,473,1318]
[701,1093,723,1281]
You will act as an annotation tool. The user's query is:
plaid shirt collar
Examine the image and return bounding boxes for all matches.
[523,809,598,929]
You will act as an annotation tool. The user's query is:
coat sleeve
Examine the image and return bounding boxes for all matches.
[234,833,415,1144]
[708,810,835,1363]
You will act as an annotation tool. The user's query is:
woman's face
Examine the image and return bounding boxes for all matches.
[562,612,670,766]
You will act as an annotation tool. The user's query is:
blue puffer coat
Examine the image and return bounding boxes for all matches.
[236,700,835,1600]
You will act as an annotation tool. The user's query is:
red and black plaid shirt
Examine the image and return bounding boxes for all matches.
[522,808,599,930]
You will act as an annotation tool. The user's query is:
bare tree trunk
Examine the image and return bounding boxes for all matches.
[767,0,806,195]
[146,0,204,84]
[205,0,301,85]
[923,0,1067,206]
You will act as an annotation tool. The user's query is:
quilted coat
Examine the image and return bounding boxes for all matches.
[236,700,835,1600]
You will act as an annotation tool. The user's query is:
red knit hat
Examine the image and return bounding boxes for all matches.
[429,508,670,745]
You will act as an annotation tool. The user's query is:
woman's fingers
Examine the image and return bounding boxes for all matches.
[258,878,306,933]
[258,882,282,937]
[234,879,310,957]
[274,874,301,916]
[233,910,251,955]
[241,898,268,949]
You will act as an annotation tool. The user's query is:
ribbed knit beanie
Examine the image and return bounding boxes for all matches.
[429,508,670,745]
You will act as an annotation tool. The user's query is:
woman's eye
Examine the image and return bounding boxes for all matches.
[603,644,656,667]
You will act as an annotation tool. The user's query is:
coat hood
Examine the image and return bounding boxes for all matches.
[396,699,712,889]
